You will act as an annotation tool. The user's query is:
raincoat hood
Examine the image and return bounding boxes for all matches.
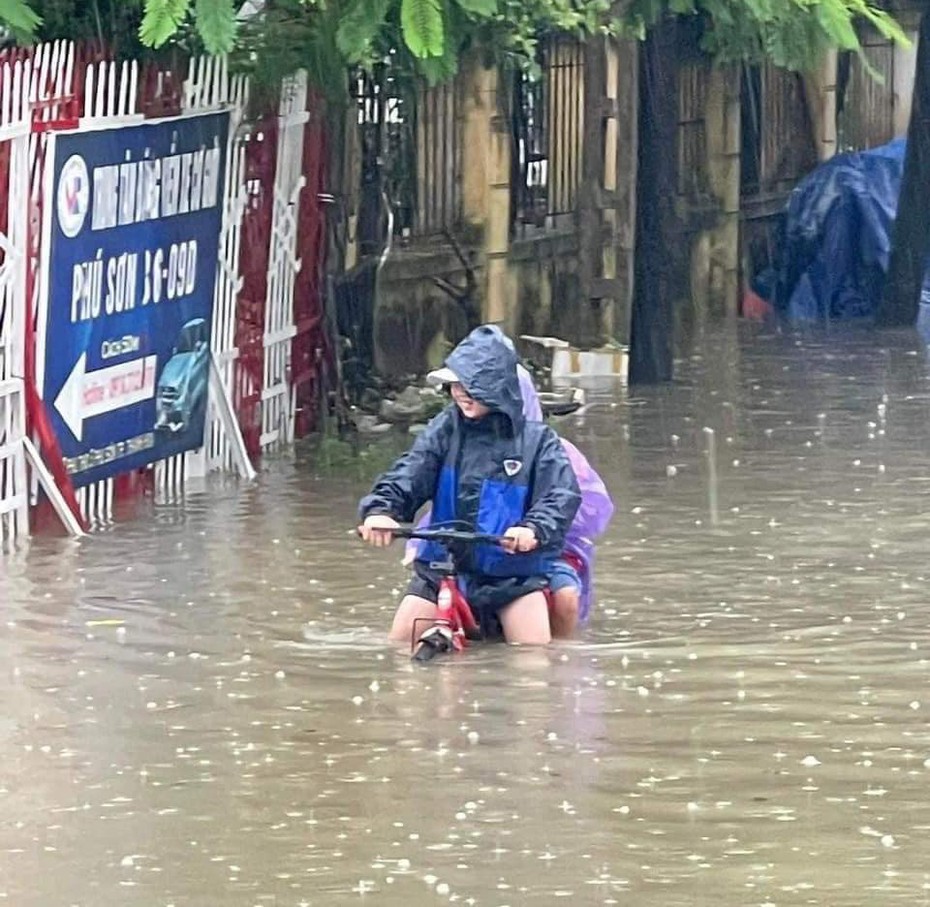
[445,325,525,432]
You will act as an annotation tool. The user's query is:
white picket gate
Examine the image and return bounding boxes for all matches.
[0,43,318,545]
[262,71,309,451]
[0,58,32,547]
[189,65,250,479]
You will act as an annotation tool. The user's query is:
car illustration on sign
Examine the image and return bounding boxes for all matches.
[154,318,210,433]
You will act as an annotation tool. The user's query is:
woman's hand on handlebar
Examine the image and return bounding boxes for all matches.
[359,514,400,547]
[501,525,538,554]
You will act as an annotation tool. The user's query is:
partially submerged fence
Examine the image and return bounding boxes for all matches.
[0,42,329,545]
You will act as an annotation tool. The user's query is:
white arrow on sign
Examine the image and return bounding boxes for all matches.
[54,352,158,441]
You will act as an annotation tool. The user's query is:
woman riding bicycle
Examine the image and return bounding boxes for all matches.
[358,325,581,646]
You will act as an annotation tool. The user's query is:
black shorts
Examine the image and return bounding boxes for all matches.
[406,562,548,639]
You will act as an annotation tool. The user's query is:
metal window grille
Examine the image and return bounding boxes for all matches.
[414,80,462,236]
[740,61,817,197]
[677,62,709,199]
[511,37,585,232]
[838,32,895,152]
[353,67,462,243]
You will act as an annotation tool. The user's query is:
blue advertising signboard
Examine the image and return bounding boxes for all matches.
[38,112,230,487]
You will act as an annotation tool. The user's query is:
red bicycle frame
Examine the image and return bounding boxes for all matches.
[411,574,480,655]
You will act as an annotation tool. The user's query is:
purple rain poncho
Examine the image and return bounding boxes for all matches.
[406,363,614,622]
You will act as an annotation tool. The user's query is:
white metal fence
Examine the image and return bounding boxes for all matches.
[0,56,32,546]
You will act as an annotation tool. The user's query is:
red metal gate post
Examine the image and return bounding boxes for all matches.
[234,120,278,461]
[25,92,88,533]
[291,93,329,438]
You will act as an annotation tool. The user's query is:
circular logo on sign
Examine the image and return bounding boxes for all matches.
[57,154,90,238]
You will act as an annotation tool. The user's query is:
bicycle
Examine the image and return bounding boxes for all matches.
[390,525,505,663]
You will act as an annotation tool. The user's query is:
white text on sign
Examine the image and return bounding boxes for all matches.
[70,240,199,323]
[54,353,158,441]
[91,144,222,230]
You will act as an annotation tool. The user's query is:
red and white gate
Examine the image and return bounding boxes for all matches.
[0,43,330,545]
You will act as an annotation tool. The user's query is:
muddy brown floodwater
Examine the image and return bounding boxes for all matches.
[3,323,930,906]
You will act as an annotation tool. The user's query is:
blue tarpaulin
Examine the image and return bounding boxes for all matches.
[765,138,914,323]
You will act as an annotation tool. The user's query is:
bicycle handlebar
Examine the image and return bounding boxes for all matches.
[394,526,504,545]
[359,524,504,545]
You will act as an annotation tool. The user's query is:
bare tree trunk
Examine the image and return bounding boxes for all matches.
[629,17,682,384]
[878,8,930,327]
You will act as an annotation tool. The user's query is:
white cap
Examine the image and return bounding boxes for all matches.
[426,366,459,386]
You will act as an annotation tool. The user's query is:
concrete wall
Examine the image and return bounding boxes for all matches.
[373,244,478,376]
[509,230,584,340]
[368,42,637,378]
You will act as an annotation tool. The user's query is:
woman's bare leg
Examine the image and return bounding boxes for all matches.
[499,591,551,645]
[549,587,580,638]
[388,595,438,643]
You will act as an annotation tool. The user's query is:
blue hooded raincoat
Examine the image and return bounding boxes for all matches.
[359,325,582,614]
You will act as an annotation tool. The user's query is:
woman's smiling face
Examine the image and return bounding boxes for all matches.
[450,382,490,420]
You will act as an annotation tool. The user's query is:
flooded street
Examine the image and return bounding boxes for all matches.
[5,323,930,906]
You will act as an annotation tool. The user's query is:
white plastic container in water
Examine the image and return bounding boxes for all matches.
[519,334,628,392]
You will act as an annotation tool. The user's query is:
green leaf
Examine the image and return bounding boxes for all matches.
[858,4,910,47]
[454,0,497,17]
[0,0,41,37]
[401,0,445,58]
[336,0,391,59]
[814,0,859,51]
[140,0,192,48]
[417,4,459,84]
[194,0,237,54]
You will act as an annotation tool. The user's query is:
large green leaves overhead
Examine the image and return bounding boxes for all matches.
[138,0,191,48]
[194,0,237,55]
[401,0,444,58]
[622,0,909,71]
[0,0,41,37]
[336,0,392,60]
[0,0,912,89]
